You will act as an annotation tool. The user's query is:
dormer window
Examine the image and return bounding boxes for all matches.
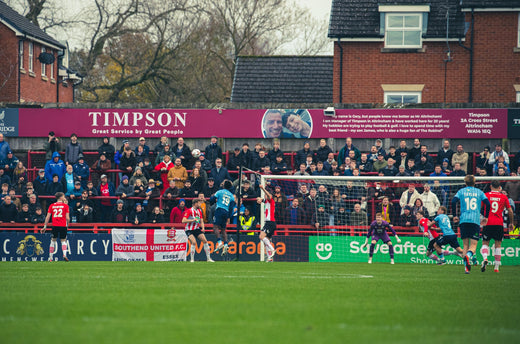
[379,5,430,49]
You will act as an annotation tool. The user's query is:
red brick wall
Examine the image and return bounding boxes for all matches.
[0,24,74,103]
[470,12,520,103]
[333,11,520,104]
[0,25,19,102]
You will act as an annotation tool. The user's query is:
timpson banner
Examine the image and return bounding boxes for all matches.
[3,108,516,139]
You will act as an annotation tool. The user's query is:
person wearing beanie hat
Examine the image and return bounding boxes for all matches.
[98,136,115,161]
[115,174,134,208]
[73,151,90,189]
[129,202,147,225]
[204,135,223,169]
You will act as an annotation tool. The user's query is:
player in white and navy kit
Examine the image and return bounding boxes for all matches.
[258,184,276,260]
[210,180,236,254]
[452,175,490,274]
[182,198,214,262]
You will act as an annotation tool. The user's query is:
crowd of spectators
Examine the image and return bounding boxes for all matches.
[0,133,518,231]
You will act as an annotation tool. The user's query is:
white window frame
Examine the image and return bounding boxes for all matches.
[516,91,520,103]
[384,91,422,104]
[28,42,33,72]
[41,47,46,77]
[385,12,423,48]
[19,41,24,70]
[50,53,54,80]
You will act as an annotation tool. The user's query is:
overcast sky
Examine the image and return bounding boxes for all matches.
[300,0,333,21]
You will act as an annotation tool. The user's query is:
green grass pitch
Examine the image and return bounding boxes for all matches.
[2,262,519,344]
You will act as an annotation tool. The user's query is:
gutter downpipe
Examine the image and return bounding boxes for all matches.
[337,38,343,104]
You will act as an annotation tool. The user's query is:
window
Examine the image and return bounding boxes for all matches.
[50,54,54,80]
[384,92,421,104]
[385,13,422,48]
[41,47,46,77]
[19,41,24,70]
[517,92,520,103]
[28,42,33,72]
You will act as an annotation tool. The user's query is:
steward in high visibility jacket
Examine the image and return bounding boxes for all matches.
[239,208,256,235]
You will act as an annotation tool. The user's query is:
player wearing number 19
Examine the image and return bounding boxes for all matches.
[40,192,70,261]
[452,175,490,274]
[182,198,214,262]
[210,180,236,254]
[482,180,514,273]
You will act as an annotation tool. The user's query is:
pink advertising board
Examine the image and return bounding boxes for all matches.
[17,108,509,139]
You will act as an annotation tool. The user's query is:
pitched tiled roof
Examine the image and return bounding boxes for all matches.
[231,56,333,103]
[460,0,520,8]
[0,1,65,49]
[328,0,465,39]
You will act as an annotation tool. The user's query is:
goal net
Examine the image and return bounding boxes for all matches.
[259,174,520,265]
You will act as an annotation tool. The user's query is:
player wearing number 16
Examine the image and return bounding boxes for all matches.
[452,175,490,274]
[40,192,70,262]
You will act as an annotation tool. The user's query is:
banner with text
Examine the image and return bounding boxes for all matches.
[11,108,512,139]
[1,232,111,261]
[112,229,187,261]
[309,236,520,265]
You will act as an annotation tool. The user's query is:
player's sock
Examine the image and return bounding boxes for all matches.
[61,242,68,257]
[262,237,274,252]
[481,245,489,261]
[369,244,375,258]
[427,254,438,261]
[48,241,55,259]
[494,254,501,271]
[190,244,195,261]
[443,250,454,256]
[388,245,394,259]
[203,243,210,259]
[437,253,444,260]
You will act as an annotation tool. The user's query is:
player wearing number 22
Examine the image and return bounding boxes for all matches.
[41,192,70,261]
[481,180,514,273]
[452,175,490,274]
[182,198,214,262]
[362,212,401,264]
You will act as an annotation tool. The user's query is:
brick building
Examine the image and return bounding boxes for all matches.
[0,1,79,103]
[328,0,520,104]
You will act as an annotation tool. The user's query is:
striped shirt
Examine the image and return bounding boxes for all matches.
[183,207,202,231]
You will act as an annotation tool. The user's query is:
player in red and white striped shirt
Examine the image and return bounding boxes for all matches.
[482,181,514,272]
[182,198,213,262]
[41,192,70,261]
[257,184,276,260]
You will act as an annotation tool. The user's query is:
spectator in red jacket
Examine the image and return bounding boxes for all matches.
[170,198,187,224]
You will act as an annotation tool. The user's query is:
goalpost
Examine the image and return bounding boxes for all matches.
[259,174,520,264]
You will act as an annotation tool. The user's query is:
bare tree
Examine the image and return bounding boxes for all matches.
[203,0,306,85]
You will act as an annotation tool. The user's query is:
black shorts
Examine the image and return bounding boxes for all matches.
[213,208,229,229]
[261,221,276,238]
[459,223,480,241]
[482,225,504,242]
[437,235,460,249]
[51,226,68,240]
[427,237,441,252]
[186,228,204,239]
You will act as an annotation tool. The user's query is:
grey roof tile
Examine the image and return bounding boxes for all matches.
[328,0,465,39]
[231,56,333,103]
[0,1,65,49]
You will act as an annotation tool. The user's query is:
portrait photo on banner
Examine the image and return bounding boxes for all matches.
[262,109,313,139]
